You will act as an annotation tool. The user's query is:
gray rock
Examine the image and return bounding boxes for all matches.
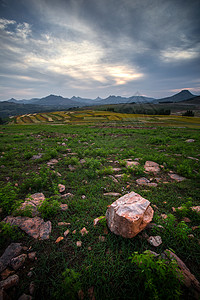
[0,274,19,290]
[0,243,22,272]
[10,254,27,270]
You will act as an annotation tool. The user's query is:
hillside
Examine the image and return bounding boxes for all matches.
[157,90,195,103]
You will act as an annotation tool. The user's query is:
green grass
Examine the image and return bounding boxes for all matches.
[0,118,200,299]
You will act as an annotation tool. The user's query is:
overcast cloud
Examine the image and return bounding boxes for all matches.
[0,0,200,100]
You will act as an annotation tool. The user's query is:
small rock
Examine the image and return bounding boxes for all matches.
[182,217,191,223]
[58,222,71,226]
[72,230,76,234]
[31,154,43,160]
[47,159,58,166]
[112,168,121,172]
[28,252,36,261]
[99,236,105,242]
[60,204,68,211]
[18,294,32,300]
[68,165,76,171]
[29,282,35,295]
[55,237,64,243]
[126,161,140,167]
[10,254,27,270]
[103,192,121,196]
[88,247,92,251]
[80,159,86,164]
[64,229,70,237]
[27,271,33,278]
[80,227,88,236]
[76,241,82,247]
[136,177,157,187]
[168,173,186,182]
[191,206,200,213]
[161,214,168,219]
[147,236,162,247]
[192,226,199,231]
[60,193,74,199]
[58,184,65,193]
[81,195,86,199]
[188,234,194,239]
[0,274,19,289]
[185,139,195,143]
[108,175,118,183]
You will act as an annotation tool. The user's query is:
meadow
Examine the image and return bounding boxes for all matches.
[0,111,200,299]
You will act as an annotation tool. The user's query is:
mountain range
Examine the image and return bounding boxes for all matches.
[0,90,198,118]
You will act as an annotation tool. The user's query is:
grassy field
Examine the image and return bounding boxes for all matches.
[0,113,200,299]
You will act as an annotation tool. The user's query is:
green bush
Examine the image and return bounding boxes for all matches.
[0,182,18,214]
[38,197,60,219]
[129,251,182,300]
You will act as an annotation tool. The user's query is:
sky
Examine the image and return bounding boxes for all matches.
[0,0,200,101]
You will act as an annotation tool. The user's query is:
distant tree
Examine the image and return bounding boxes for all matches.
[182,110,194,117]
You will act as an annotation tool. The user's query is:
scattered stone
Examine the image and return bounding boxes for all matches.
[192,226,199,231]
[27,271,33,278]
[28,252,36,261]
[88,286,95,300]
[76,241,82,247]
[0,243,22,273]
[191,206,200,213]
[47,159,58,166]
[164,249,200,296]
[161,214,168,219]
[60,193,74,199]
[103,192,121,196]
[93,216,106,226]
[88,247,92,251]
[58,222,71,226]
[78,289,84,300]
[144,161,160,173]
[0,274,19,290]
[182,217,191,223]
[72,230,76,234]
[112,168,121,172]
[168,173,186,182]
[188,234,194,239]
[147,236,162,247]
[136,177,158,187]
[55,237,64,243]
[185,139,195,143]
[108,175,118,183]
[64,229,70,237]
[0,268,15,280]
[60,204,68,211]
[58,184,65,193]
[126,161,140,167]
[80,227,89,236]
[31,154,43,160]
[146,223,164,230]
[3,216,52,240]
[106,191,154,238]
[81,195,86,199]
[18,294,32,300]
[68,165,76,171]
[80,159,86,164]
[10,254,27,270]
[187,156,199,161]
[99,236,105,242]
[29,282,35,295]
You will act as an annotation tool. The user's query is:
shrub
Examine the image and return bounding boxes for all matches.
[0,182,18,214]
[129,251,182,300]
[38,197,60,219]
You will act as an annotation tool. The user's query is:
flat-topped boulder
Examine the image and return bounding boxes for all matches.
[106,191,154,238]
[3,216,51,240]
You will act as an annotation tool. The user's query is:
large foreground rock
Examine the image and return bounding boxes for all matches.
[106,192,154,238]
[3,216,51,240]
